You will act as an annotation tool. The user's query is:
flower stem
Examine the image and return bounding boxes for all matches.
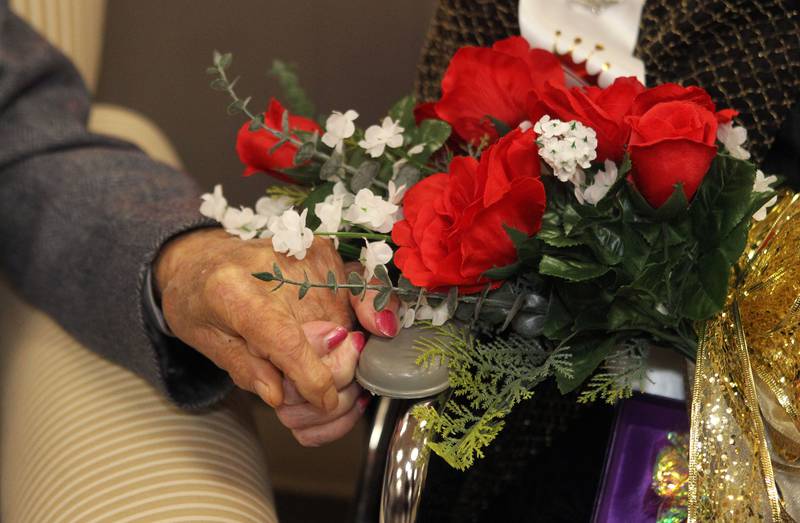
[214,63,358,176]
[314,231,392,241]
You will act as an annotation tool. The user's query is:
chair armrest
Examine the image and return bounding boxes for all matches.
[88,103,183,169]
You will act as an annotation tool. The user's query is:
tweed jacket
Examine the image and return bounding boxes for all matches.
[0,2,232,408]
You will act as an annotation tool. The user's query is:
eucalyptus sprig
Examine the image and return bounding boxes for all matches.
[251,263,527,314]
[208,51,358,178]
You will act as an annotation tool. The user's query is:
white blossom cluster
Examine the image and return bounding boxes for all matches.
[531,116,616,206]
[199,180,405,277]
[534,115,598,184]
[752,169,778,221]
[717,122,750,161]
[321,109,405,159]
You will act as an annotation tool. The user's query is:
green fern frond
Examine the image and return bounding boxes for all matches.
[577,339,649,405]
[412,324,572,470]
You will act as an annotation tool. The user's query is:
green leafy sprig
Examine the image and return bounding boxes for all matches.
[411,323,573,470]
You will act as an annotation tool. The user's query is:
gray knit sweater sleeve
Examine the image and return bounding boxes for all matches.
[0,3,233,407]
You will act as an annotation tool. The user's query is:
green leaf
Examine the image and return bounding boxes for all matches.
[556,336,617,393]
[347,272,365,296]
[388,96,417,132]
[482,262,521,280]
[373,288,392,311]
[486,116,512,137]
[679,249,731,320]
[268,59,315,117]
[300,182,334,230]
[298,282,311,299]
[351,160,380,192]
[539,255,610,282]
[627,183,690,221]
[586,225,624,266]
[417,119,451,154]
[272,263,283,279]
[690,154,756,257]
[503,225,540,264]
[252,272,275,282]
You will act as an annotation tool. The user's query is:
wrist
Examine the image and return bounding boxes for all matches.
[154,227,227,294]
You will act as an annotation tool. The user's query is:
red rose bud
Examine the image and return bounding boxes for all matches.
[235,97,322,183]
[627,99,718,208]
[433,36,564,145]
[529,76,645,163]
[392,128,545,292]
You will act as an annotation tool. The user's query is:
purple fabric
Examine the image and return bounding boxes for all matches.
[592,394,689,523]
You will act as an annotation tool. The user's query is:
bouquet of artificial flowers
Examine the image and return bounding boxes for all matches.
[202,37,777,473]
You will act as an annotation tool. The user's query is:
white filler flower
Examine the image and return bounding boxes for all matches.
[753,169,778,221]
[416,296,450,326]
[222,207,268,240]
[255,195,293,219]
[534,115,598,184]
[717,122,750,161]
[268,208,314,259]
[343,188,399,233]
[199,184,228,221]
[576,159,619,206]
[360,239,393,281]
[359,117,405,158]
[322,110,359,152]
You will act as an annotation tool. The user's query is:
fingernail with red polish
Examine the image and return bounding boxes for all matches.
[325,327,348,351]
[357,393,372,413]
[375,309,398,337]
[351,331,366,354]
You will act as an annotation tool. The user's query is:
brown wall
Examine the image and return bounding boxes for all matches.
[96,0,438,205]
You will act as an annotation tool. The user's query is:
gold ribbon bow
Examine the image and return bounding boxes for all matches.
[688,192,800,522]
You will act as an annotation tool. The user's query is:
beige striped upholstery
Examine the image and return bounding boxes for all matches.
[10,0,106,93]
[0,283,278,522]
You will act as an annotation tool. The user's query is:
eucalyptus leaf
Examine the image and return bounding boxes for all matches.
[374,264,392,287]
[298,282,311,299]
[326,271,338,293]
[252,272,275,282]
[351,161,380,192]
[347,272,365,296]
[394,164,421,189]
[293,141,316,164]
[373,288,392,312]
[272,263,283,279]
[249,113,265,131]
[320,153,344,181]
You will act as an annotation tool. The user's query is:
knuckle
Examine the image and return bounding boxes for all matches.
[273,325,305,357]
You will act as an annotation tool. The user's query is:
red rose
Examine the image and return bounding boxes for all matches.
[432,36,564,145]
[529,76,646,162]
[626,98,719,207]
[392,128,545,292]
[236,98,322,183]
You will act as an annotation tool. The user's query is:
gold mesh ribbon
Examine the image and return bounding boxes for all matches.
[688,192,800,522]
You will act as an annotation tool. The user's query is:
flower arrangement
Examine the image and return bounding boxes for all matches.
[202,37,777,470]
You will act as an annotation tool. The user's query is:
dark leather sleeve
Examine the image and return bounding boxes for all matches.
[0,3,232,408]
